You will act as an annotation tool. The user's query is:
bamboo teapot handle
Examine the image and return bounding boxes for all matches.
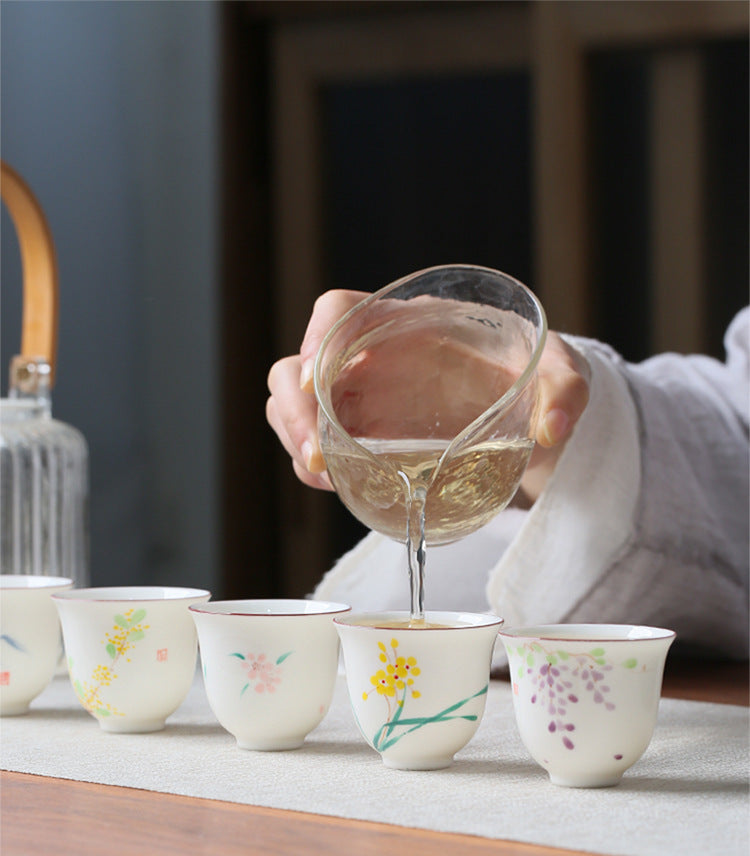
[1,160,59,387]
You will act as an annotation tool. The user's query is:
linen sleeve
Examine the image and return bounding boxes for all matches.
[487,308,749,659]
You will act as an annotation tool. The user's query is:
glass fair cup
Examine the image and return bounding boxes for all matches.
[190,600,350,750]
[499,624,676,788]
[53,586,211,733]
[0,575,73,715]
[314,264,546,620]
[335,611,503,770]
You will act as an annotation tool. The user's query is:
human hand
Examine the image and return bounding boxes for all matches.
[517,331,590,504]
[266,290,590,502]
[266,290,366,491]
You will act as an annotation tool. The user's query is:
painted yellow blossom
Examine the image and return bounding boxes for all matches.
[388,655,421,688]
[70,608,150,719]
[364,638,421,715]
[370,668,396,697]
[72,672,123,718]
[104,609,150,662]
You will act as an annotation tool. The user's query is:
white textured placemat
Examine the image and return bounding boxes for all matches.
[1,673,747,856]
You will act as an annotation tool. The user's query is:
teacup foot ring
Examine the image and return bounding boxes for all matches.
[98,718,166,734]
[382,756,454,771]
[549,773,623,789]
[0,702,31,717]
[237,737,305,751]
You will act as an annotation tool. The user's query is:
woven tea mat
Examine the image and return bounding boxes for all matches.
[2,673,747,856]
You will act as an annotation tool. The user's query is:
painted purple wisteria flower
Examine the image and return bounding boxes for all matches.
[512,643,634,750]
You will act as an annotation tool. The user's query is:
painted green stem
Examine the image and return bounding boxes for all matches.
[373,684,488,751]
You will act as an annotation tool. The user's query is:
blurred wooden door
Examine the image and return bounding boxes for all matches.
[220,1,748,599]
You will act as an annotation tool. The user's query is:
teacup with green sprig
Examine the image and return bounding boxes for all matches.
[53,586,210,733]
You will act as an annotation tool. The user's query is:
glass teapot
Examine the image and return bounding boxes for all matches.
[1,161,89,586]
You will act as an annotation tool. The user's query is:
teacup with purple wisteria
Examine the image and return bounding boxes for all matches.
[190,600,350,750]
[0,575,74,715]
[499,624,676,788]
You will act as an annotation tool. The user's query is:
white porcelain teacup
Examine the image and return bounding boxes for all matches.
[190,599,350,750]
[335,611,503,770]
[499,623,676,788]
[53,586,211,733]
[0,575,74,715]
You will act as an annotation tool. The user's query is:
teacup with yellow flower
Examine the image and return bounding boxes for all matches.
[53,586,210,733]
[335,611,503,770]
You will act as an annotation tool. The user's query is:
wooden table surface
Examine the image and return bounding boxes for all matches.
[2,657,747,856]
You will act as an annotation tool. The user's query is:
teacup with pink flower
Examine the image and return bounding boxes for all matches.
[190,599,350,750]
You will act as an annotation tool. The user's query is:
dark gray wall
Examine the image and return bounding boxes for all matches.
[1,1,219,592]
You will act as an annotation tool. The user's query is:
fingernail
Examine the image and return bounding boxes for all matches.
[541,408,570,447]
[301,440,314,471]
[302,440,326,473]
[299,361,314,391]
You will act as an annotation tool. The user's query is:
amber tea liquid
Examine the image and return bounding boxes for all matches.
[350,618,459,629]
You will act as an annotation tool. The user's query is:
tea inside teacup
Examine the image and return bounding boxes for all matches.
[349,618,459,629]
